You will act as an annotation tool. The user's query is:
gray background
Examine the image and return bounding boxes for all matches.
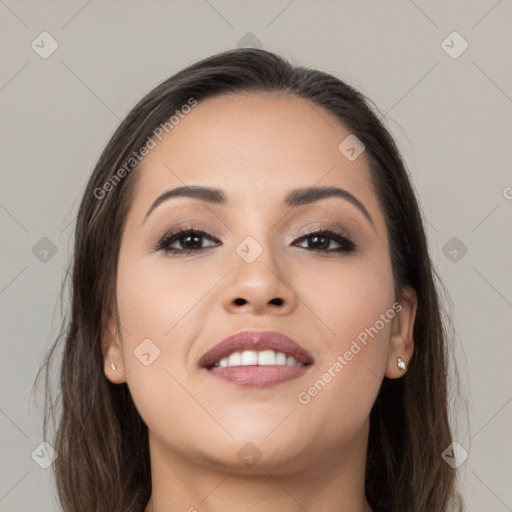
[1,0,511,510]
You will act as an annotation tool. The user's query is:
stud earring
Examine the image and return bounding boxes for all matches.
[397,357,407,371]
[110,362,117,371]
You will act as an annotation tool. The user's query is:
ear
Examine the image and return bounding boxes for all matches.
[101,312,127,384]
[385,286,418,379]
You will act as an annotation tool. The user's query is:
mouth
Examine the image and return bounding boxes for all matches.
[199,330,314,387]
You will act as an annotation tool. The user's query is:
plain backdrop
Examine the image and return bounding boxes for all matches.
[1,1,511,510]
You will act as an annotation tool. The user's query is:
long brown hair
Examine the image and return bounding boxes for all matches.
[34,48,465,512]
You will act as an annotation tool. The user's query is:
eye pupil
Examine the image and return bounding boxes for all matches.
[182,234,202,249]
[309,235,329,249]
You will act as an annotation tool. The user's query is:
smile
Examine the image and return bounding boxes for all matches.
[200,330,314,387]
[215,349,305,368]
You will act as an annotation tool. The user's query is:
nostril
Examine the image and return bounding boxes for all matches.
[234,298,246,305]
[270,298,284,306]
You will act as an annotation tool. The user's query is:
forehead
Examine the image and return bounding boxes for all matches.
[127,92,380,219]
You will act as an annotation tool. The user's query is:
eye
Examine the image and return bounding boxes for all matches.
[156,227,221,255]
[155,227,356,256]
[293,228,356,254]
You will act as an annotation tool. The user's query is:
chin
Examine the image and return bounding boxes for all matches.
[197,437,312,475]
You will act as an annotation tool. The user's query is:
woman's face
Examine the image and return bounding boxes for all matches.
[105,92,415,473]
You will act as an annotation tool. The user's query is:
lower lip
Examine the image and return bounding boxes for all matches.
[207,365,310,387]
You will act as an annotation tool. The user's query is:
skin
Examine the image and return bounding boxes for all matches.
[101,91,417,512]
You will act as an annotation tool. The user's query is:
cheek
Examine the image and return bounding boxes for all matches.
[293,253,395,421]
[116,250,217,346]
[115,251,220,426]
[299,250,395,351]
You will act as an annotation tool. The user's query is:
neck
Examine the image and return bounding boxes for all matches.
[144,419,374,512]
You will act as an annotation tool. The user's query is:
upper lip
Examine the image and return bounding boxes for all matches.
[199,330,314,369]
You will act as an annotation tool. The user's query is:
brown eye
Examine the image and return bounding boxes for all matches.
[156,228,221,255]
[294,228,356,254]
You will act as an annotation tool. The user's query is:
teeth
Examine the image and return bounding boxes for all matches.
[240,350,258,366]
[258,349,275,365]
[227,352,241,366]
[214,349,304,368]
[286,356,297,366]
[275,352,287,365]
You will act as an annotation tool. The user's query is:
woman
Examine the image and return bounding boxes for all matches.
[36,48,464,511]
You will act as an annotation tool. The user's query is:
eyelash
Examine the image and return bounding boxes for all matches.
[155,226,357,256]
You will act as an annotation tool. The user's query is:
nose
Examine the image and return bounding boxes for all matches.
[221,242,298,316]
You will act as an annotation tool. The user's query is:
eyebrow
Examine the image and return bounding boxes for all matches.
[143,185,375,228]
